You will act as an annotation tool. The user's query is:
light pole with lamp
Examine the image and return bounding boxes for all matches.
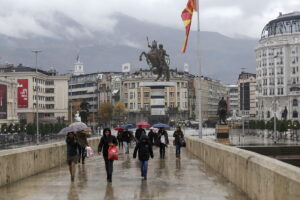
[68,69,74,124]
[32,50,42,145]
[240,68,246,144]
[273,51,279,143]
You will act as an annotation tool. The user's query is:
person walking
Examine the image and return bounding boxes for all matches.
[117,130,123,149]
[173,126,184,158]
[133,135,154,180]
[148,129,155,145]
[66,132,78,182]
[135,125,146,142]
[158,128,169,159]
[77,130,89,165]
[98,128,118,182]
[122,129,131,154]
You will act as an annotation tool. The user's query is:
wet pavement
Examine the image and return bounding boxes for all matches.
[0,146,249,200]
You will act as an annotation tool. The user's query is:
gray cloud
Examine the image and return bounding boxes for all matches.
[0,0,300,39]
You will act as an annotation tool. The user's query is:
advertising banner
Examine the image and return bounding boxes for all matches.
[0,84,7,119]
[17,79,29,108]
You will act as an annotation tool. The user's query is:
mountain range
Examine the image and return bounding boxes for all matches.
[0,13,258,84]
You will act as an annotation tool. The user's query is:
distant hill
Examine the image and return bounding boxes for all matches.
[0,13,258,84]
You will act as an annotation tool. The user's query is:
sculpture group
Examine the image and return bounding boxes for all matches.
[139,38,170,81]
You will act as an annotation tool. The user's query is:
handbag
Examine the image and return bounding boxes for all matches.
[108,145,119,160]
[180,138,186,147]
[86,146,94,158]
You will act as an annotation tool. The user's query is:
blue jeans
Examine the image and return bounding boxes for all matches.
[176,143,181,156]
[140,160,148,178]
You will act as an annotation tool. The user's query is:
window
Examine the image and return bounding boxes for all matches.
[277,88,284,95]
[46,97,54,101]
[293,111,298,118]
[130,103,133,109]
[293,99,298,107]
[170,92,174,98]
[269,88,275,95]
[144,103,150,110]
[45,88,54,93]
[267,111,270,118]
[277,77,283,85]
[144,92,150,98]
[46,104,55,109]
[130,92,134,99]
[263,79,267,86]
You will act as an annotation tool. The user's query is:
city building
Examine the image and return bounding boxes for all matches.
[121,69,194,123]
[200,77,227,125]
[256,12,300,120]
[69,73,99,124]
[0,77,18,125]
[0,64,69,124]
[226,85,239,117]
[237,72,256,119]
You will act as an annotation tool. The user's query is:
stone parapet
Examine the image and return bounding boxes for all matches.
[0,137,100,187]
[186,136,300,200]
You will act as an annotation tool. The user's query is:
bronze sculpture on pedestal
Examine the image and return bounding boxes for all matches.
[139,38,170,81]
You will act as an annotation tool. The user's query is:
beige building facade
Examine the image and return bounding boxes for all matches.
[199,77,227,125]
[0,65,68,124]
[0,77,18,125]
[121,70,193,122]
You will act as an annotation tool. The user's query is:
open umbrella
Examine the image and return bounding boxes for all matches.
[121,124,136,130]
[114,127,124,131]
[58,122,90,135]
[153,123,170,128]
[136,122,150,127]
[149,127,158,132]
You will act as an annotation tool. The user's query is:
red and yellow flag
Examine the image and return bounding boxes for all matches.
[181,0,197,53]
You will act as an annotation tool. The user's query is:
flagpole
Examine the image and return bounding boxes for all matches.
[197,0,202,138]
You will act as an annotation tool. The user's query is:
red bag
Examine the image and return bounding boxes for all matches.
[108,145,118,160]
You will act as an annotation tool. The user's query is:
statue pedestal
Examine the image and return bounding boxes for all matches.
[216,124,229,138]
[216,124,230,145]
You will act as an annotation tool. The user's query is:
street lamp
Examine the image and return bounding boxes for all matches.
[240,67,246,144]
[68,69,74,124]
[32,50,42,145]
[273,51,279,143]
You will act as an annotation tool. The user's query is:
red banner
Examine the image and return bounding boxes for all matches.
[17,79,29,108]
[0,84,7,119]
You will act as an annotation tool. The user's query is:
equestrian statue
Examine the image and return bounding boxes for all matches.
[139,37,170,81]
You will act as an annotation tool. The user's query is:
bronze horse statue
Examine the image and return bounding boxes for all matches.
[139,40,170,81]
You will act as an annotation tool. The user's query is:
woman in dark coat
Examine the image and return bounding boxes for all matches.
[98,128,118,182]
[157,128,169,159]
[66,132,78,182]
[173,126,184,158]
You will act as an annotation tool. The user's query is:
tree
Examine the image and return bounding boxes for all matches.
[26,123,36,135]
[99,103,113,125]
[113,102,127,123]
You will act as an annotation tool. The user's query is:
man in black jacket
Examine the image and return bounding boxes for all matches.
[135,126,146,142]
[133,135,154,180]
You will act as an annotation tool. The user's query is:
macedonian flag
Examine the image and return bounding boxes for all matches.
[181,0,197,53]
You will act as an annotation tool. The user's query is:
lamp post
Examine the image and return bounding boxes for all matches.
[240,68,246,144]
[32,50,41,145]
[273,52,279,143]
[68,70,73,124]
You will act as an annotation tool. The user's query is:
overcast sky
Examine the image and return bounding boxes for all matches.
[1,0,300,39]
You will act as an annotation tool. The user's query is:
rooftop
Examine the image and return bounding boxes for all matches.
[261,12,300,39]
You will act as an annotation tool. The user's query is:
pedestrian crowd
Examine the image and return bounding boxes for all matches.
[66,125,185,182]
